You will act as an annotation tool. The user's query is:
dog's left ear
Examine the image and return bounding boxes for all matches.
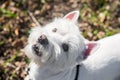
[63,11,79,23]
[76,42,100,63]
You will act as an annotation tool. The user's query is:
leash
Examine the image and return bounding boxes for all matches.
[74,65,81,80]
[74,43,97,80]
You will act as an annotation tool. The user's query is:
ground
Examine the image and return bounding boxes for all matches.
[0,0,120,80]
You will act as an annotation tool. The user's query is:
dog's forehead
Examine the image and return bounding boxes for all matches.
[28,18,80,44]
[43,18,78,35]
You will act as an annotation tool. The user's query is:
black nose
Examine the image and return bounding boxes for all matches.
[38,34,49,45]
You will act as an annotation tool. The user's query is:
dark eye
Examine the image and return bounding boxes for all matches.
[52,28,57,32]
[62,43,69,52]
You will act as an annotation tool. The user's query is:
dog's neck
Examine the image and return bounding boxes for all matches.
[34,64,77,80]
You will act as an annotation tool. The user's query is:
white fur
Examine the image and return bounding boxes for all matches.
[24,11,120,80]
[80,34,120,80]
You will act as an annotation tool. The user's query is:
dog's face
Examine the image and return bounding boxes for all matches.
[24,11,86,70]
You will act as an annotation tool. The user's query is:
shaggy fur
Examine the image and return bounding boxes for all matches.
[24,11,120,80]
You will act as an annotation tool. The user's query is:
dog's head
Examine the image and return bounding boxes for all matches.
[24,11,86,70]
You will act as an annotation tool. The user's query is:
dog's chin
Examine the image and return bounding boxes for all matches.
[24,45,41,63]
[40,52,52,63]
[24,42,55,65]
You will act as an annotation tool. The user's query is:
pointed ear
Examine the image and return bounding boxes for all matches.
[63,11,79,22]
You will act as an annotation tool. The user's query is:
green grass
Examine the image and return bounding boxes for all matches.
[3,52,19,67]
[80,1,120,40]
[0,8,17,18]
[0,41,4,45]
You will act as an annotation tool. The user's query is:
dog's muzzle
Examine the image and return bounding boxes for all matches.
[32,34,49,56]
[32,44,42,56]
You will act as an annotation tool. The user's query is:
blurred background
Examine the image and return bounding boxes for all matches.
[0,0,120,80]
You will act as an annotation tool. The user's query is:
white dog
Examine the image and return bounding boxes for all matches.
[24,11,120,80]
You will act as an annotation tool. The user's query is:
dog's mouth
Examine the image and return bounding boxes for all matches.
[32,44,43,57]
[32,34,49,57]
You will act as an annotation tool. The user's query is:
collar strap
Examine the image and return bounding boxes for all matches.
[74,65,80,80]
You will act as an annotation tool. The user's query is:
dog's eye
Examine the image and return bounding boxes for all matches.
[62,43,69,52]
[52,28,57,32]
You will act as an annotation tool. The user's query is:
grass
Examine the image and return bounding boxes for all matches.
[3,52,19,67]
[0,8,17,18]
[0,41,4,45]
[80,1,120,40]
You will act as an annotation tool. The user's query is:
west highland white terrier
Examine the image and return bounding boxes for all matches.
[24,11,120,80]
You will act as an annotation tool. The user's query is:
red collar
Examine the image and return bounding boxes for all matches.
[84,43,97,59]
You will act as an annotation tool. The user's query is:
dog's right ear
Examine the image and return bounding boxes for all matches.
[63,11,79,23]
